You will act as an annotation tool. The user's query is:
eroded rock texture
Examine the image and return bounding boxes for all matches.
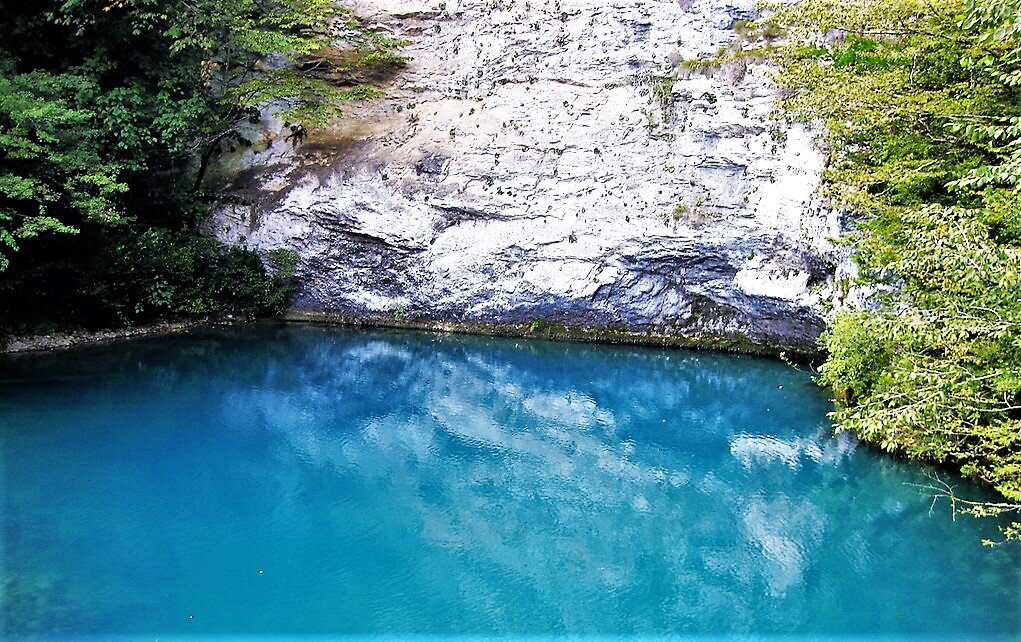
[207,0,840,352]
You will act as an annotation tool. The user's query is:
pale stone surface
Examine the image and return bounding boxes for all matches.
[207,0,839,351]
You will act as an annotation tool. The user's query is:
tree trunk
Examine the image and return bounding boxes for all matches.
[193,144,217,193]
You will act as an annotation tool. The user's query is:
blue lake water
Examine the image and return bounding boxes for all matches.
[0,324,1018,640]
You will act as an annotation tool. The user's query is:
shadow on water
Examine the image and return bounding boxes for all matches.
[0,324,1019,638]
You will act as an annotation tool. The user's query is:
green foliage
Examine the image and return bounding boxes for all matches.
[650,73,677,121]
[0,62,128,269]
[108,229,293,319]
[56,0,408,190]
[0,228,291,334]
[0,0,404,332]
[703,0,1021,541]
[821,208,1021,501]
[267,247,300,279]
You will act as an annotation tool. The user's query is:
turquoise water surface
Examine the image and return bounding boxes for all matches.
[0,325,1018,640]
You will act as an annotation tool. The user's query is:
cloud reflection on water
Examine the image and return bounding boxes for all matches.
[205,328,1013,634]
[2,325,1018,637]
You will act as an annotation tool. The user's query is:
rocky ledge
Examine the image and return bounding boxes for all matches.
[1,320,219,355]
[206,0,840,355]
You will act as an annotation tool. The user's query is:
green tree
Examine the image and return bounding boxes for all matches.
[952,0,1021,190]
[0,63,127,271]
[51,0,405,193]
[696,0,1021,542]
[0,0,405,330]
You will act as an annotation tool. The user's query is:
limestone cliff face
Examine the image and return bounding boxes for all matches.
[207,0,840,352]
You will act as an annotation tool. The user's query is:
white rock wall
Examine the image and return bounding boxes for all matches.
[208,0,838,351]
